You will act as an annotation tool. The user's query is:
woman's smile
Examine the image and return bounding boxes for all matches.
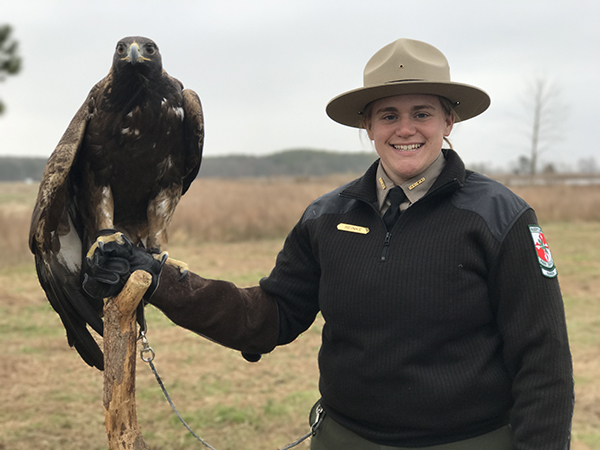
[392,143,424,151]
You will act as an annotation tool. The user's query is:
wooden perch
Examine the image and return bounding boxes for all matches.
[103,270,152,450]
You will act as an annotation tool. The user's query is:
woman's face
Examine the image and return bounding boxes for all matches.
[366,94,454,185]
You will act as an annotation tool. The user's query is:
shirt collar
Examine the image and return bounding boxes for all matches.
[376,151,446,212]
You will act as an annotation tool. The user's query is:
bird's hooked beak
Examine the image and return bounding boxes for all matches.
[122,42,150,65]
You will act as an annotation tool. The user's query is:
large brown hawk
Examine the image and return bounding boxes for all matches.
[29,36,204,370]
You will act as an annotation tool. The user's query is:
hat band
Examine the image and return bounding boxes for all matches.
[384,79,424,84]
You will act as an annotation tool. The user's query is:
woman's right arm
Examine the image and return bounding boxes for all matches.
[149,213,321,355]
[149,265,280,355]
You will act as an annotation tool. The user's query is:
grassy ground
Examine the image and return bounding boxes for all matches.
[547,222,600,449]
[1,181,599,449]
[1,239,320,450]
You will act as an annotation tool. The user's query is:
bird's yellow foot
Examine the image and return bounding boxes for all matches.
[156,252,189,279]
[86,231,126,260]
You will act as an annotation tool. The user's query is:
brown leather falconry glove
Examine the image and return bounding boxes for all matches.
[148,265,280,358]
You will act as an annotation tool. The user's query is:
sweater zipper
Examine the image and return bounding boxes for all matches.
[380,231,392,262]
[345,194,393,262]
[377,179,458,263]
[344,195,396,263]
[341,177,461,264]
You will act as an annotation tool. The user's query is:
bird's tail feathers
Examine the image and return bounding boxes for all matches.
[36,256,105,370]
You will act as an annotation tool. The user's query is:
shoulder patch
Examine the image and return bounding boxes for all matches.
[528,225,557,278]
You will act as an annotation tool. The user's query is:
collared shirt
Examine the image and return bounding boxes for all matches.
[376,151,446,217]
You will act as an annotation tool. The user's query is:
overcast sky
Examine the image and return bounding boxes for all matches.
[1,0,598,172]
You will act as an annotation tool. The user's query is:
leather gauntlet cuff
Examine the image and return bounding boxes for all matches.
[149,265,280,355]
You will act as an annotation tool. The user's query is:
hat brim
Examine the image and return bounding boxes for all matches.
[326,81,491,128]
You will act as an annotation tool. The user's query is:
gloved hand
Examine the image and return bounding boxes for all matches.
[82,230,167,301]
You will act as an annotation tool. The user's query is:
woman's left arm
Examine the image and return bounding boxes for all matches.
[489,209,573,450]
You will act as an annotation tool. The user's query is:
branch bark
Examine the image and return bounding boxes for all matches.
[103,270,151,450]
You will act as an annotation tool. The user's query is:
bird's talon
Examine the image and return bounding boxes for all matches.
[164,256,189,279]
[86,231,126,259]
[152,251,168,263]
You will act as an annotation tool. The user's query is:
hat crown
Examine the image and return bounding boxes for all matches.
[364,39,451,87]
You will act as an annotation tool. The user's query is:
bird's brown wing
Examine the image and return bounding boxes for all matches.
[162,71,203,194]
[181,88,204,194]
[29,82,100,253]
[29,80,106,370]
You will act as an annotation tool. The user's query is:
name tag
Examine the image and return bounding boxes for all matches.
[337,223,370,235]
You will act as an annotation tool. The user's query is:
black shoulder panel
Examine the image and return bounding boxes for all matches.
[301,182,361,223]
[451,172,531,242]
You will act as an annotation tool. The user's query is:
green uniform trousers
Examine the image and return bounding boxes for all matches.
[310,416,513,450]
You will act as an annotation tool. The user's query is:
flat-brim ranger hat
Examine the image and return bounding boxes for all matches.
[326,38,491,128]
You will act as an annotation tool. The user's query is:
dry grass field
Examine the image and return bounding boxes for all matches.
[1,177,599,449]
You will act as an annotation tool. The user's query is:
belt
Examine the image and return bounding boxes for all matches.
[310,415,513,450]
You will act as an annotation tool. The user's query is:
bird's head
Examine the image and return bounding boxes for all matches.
[112,36,162,75]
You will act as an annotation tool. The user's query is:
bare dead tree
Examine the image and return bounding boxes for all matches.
[520,77,566,176]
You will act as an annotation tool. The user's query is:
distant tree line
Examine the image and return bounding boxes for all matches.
[0,156,47,181]
[200,149,377,178]
[0,149,378,182]
[2,149,597,183]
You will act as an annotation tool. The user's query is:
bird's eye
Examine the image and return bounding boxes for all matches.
[116,43,126,54]
[145,44,156,55]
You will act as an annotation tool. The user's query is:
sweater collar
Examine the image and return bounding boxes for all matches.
[376,152,446,212]
[341,148,466,204]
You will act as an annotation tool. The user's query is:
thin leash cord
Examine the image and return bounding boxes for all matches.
[278,431,311,450]
[139,331,310,450]
[140,330,217,450]
[146,358,218,450]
